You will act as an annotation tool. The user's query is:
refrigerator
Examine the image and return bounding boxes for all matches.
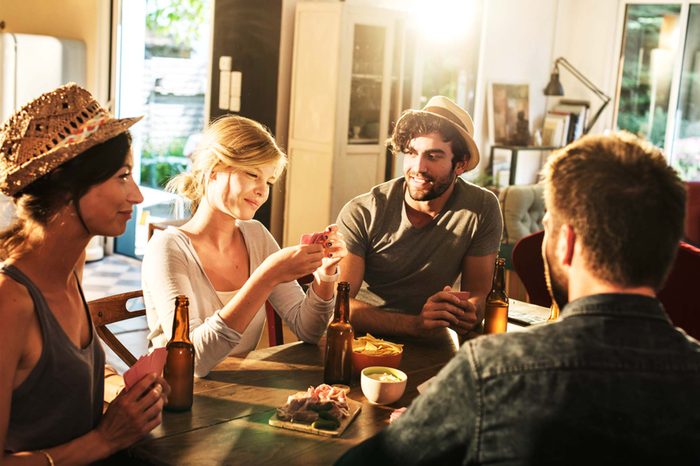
[0,32,101,257]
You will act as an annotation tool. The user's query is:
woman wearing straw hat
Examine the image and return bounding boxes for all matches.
[141,115,347,377]
[0,83,169,465]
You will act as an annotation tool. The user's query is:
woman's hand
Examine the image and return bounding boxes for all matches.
[261,243,325,285]
[95,373,170,454]
[318,224,347,276]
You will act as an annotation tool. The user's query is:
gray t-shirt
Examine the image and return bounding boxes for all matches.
[337,177,502,314]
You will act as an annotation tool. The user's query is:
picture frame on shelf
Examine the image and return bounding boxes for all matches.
[487,82,531,145]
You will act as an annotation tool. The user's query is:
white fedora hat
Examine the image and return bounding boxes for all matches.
[401,96,480,171]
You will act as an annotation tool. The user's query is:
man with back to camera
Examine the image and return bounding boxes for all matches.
[336,132,700,465]
[336,96,503,339]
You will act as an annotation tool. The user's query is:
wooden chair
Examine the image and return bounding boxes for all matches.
[89,290,146,367]
[658,241,700,339]
[90,290,284,364]
[512,233,700,339]
[147,218,188,240]
[265,301,284,346]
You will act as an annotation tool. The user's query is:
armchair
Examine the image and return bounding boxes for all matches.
[498,184,545,301]
[498,183,545,268]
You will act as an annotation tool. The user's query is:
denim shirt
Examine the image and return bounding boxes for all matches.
[337,294,700,465]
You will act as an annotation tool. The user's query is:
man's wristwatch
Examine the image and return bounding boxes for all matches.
[315,267,340,282]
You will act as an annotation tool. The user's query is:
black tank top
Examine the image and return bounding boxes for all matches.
[2,264,105,451]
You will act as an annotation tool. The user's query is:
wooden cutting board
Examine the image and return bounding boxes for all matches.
[268,399,362,437]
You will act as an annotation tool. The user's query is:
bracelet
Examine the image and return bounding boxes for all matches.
[315,266,340,283]
[38,450,55,466]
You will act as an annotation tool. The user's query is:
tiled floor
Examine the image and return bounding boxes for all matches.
[83,254,143,301]
[83,253,297,373]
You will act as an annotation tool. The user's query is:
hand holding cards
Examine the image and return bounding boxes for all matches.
[123,347,167,391]
[448,291,471,301]
[299,228,331,284]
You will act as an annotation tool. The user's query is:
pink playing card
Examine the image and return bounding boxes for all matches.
[448,291,471,301]
[123,347,168,391]
[300,231,326,245]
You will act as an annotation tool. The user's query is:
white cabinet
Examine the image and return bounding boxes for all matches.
[284,2,413,245]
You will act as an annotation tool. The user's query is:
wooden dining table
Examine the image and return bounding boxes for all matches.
[119,331,459,465]
[114,299,547,465]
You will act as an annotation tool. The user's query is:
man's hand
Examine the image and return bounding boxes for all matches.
[414,286,477,337]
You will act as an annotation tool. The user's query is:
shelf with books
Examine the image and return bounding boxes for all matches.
[543,99,590,146]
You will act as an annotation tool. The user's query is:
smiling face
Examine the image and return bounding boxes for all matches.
[402,132,465,202]
[78,151,144,236]
[206,161,279,220]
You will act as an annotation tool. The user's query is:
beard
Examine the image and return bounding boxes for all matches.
[543,236,569,310]
[406,170,456,201]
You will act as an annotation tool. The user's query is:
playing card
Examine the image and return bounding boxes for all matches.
[300,231,326,245]
[123,347,168,391]
[448,291,471,301]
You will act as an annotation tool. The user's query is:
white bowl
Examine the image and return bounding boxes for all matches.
[361,366,408,405]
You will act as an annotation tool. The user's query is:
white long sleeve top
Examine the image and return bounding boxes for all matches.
[142,221,334,377]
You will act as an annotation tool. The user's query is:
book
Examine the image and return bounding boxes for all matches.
[542,112,569,146]
[555,100,590,141]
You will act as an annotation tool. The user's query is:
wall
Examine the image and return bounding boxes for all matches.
[474,0,558,163]
[472,0,622,175]
[552,0,621,133]
[0,0,110,101]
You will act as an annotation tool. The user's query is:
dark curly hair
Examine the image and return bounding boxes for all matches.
[390,111,470,169]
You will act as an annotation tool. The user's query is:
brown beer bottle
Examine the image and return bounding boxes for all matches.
[323,282,354,385]
[547,302,560,321]
[164,295,195,411]
[484,257,509,334]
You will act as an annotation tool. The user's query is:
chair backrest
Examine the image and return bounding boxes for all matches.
[265,301,284,346]
[148,218,188,240]
[499,184,546,246]
[511,230,551,307]
[686,181,700,246]
[88,290,146,367]
[658,241,700,339]
[513,235,700,338]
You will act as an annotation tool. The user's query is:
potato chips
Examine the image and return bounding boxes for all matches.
[352,334,403,356]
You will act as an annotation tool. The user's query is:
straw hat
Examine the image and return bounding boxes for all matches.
[0,83,142,196]
[397,95,480,172]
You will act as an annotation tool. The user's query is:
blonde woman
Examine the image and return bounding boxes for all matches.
[142,115,346,377]
[0,84,169,465]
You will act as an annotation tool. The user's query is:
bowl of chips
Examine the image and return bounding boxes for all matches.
[352,334,403,374]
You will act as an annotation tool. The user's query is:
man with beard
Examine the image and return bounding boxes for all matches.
[336,132,700,465]
[336,96,503,338]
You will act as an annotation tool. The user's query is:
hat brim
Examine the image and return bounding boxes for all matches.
[406,110,480,172]
[1,115,142,196]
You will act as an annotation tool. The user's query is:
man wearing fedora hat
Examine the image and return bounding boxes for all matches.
[336,96,502,338]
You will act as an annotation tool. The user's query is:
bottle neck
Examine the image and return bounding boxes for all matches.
[334,282,351,323]
[492,263,506,291]
[171,298,192,343]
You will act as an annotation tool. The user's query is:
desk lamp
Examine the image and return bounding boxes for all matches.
[544,57,611,134]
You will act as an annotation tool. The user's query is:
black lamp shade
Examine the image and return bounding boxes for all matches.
[544,72,564,96]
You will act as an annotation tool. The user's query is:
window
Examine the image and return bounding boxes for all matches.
[112,0,211,256]
[616,2,700,181]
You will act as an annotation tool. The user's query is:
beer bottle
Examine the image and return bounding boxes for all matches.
[547,302,560,321]
[323,282,354,385]
[164,295,195,411]
[484,257,509,334]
